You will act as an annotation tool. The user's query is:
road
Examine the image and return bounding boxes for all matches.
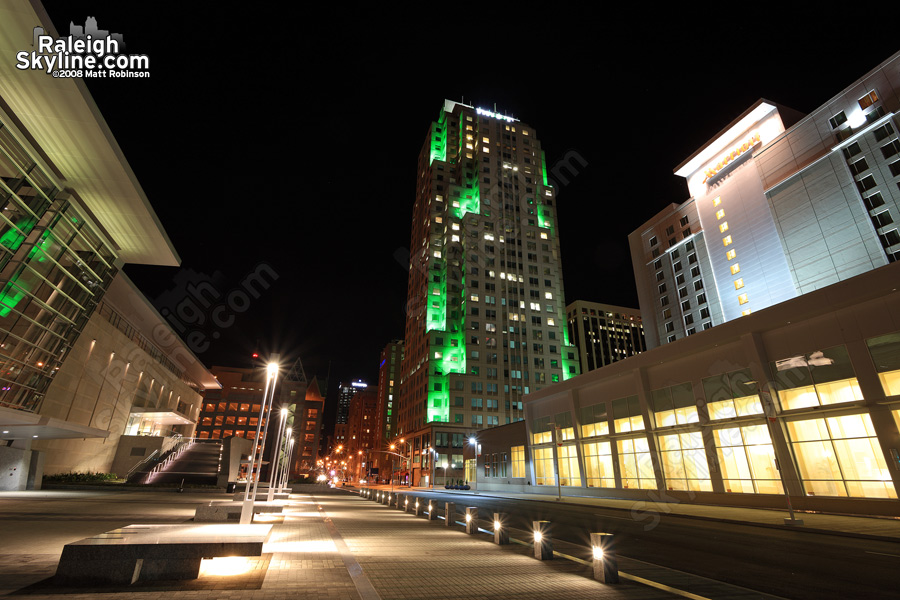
[399,489,898,599]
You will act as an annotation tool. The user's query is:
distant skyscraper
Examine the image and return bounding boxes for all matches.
[630,51,900,348]
[396,100,579,484]
[566,301,645,373]
[336,379,367,425]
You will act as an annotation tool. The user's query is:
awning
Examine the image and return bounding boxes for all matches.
[0,406,109,440]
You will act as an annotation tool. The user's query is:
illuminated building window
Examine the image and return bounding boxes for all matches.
[451,235,460,242]
[557,445,581,486]
[716,209,725,220]
[547,318,555,326]
[583,441,614,488]
[703,369,763,420]
[787,413,895,498]
[651,382,698,427]
[734,278,744,290]
[738,293,749,305]
[858,90,878,110]
[726,249,737,260]
[770,346,863,410]
[713,196,721,207]
[714,425,782,494]
[533,447,555,485]
[719,222,729,233]
[612,395,644,433]
[580,403,608,438]
[658,431,712,492]
[866,333,900,396]
[617,436,655,489]
[741,309,752,316]
[722,235,733,247]
[730,263,741,275]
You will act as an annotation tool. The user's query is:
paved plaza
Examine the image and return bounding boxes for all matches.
[0,486,806,600]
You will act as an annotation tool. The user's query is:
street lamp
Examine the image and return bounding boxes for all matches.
[267,407,289,502]
[241,362,279,524]
[390,438,412,487]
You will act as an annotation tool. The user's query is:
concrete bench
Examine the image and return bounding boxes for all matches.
[232,491,290,501]
[195,501,284,522]
[55,523,272,585]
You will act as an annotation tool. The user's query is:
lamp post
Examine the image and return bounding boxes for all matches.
[241,362,279,524]
[390,438,412,487]
[279,435,294,490]
[267,407,289,502]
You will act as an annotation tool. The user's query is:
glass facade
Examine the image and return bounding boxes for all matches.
[657,431,712,491]
[520,334,900,501]
[787,414,895,498]
[867,332,900,397]
[0,120,117,413]
[617,436,655,489]
[714,424,782,494]
[583,440,614,488]
[771,346,863,410]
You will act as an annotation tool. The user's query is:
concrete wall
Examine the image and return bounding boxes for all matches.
[0,441,41,491]
[217,436,252,487]
[109,435,167,479]
[34,306,203,476]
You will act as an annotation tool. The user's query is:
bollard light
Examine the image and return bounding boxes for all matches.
[465,507,478,534]
[465,513,472,522]
[493,512,509,545]
[590,532,618,584]
[533,520,552,560]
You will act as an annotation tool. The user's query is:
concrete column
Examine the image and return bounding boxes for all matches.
[395,493,403,508]
[414,498,423,516]
[465,506,478,534]
[445,502,455,526]
[590,532,618,583]
[405,496,413,512]
[533,520,552,560]
[427,501,437,520]
[493,512,508,545]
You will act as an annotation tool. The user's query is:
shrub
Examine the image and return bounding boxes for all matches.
[43,471,119,483]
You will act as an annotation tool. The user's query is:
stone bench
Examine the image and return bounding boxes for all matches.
[232,491,290,501]
[55,523,272,585]
[195,501,284,522]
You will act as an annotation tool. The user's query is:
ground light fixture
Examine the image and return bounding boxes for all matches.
[533,530,542,542]
[494,520,501,530]
[592,546,603,559]
[465,513,471,522]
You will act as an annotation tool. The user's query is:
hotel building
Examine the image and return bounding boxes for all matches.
[565,300,645,373]
[396,100,579,485]
[630,51,900,348]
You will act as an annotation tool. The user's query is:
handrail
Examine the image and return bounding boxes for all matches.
[126,449,159,479]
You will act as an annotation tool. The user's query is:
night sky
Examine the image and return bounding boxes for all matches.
[36,3,900,414]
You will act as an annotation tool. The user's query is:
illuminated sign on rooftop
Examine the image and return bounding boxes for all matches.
[476,107,518,123]
[351,381,368,388]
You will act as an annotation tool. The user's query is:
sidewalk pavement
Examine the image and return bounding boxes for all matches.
[1,487,735,600]
[373,485,900,542]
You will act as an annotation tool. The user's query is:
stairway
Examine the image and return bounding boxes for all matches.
[130,440,223,486]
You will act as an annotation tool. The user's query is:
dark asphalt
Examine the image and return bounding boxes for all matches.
[395,489,899,599]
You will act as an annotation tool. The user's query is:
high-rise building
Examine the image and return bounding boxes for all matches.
[397,100,579,485]
[630,50,900,348]
[374,340,403,446]
[346,387,377,481]
[565,301,645,373]
[336,379,367,424]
